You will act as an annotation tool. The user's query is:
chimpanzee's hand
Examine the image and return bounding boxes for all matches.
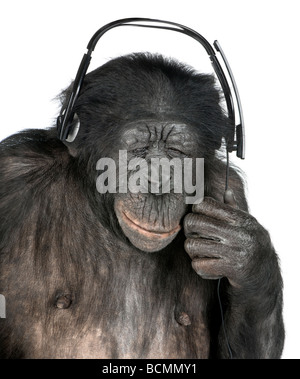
[183,190,273,288]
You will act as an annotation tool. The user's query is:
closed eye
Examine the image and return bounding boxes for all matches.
[167,147,188,158]
[131,147,148,157]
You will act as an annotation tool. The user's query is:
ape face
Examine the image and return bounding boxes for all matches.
[67,53,227,252]
[113,121,200,252]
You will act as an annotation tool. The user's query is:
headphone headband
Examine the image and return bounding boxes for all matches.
[57,18,245,159]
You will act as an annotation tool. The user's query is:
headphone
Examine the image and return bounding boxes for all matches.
[56,18,245,159]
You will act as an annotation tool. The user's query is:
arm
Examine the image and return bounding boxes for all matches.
[184,192,285,359]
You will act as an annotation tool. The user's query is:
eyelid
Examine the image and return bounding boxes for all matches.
[130,147,148,156]
[167,147,188,157]
[168,147,183,153]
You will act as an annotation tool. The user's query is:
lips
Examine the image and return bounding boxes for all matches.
[122,211,181,240]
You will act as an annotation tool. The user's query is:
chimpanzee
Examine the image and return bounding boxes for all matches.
[0,52,284,359]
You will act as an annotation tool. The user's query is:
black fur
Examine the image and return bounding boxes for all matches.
[0,54,284,358]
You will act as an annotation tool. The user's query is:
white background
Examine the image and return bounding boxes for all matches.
[1,0,299,359]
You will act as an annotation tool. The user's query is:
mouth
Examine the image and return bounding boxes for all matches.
[122,211,181,240]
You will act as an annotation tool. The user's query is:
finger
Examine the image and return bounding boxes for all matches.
[184,238,223,260]
[191,251,241,285]
[191,258,224,280]
[224,188,239,209]
[192,197,242,225]
[183,213,226,241]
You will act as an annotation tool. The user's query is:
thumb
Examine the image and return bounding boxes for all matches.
[224,189,239,209]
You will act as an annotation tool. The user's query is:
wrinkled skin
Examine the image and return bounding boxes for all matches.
[114,121,196,252]
[185,191,268,287]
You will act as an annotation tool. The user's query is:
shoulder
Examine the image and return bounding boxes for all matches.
[1,128,69,170]
[0,128,78,248]
[0,128,71,186]
[0,128,72,222]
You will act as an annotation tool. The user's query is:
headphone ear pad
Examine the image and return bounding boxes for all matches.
[66,113,81,143]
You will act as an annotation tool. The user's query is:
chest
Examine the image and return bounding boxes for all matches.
[26,288,210,358]
[1,248,213,358]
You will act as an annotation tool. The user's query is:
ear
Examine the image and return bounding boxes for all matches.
[64,142,78,157]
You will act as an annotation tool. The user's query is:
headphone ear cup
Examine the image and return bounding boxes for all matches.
[66,113,81,143]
